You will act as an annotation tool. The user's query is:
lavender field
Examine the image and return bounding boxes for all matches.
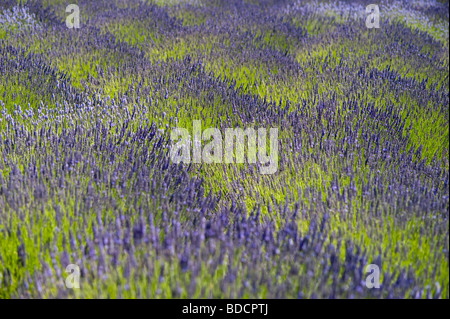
[0,0,448,299]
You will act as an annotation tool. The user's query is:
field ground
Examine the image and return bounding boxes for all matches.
[0,0,448,298]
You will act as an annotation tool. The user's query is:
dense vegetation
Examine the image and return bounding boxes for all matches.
[0,0,448,298]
